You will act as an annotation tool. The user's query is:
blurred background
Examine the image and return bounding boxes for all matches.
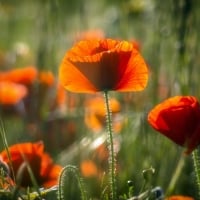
[0,0,199,199]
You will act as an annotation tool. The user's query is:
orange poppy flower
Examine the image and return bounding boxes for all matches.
[165,195,194,200]
[50,82,79,116]
[53,83,67,108]
[0,141,62,188]
[84,96,122,133]
[75,29,105,41]
[59,38,148,93]
[148,96,200,154]
[94,143,109,161]
[80,160,98,177]
[0,66,37,85]
[38,70,55,87]
[0,81,27,105]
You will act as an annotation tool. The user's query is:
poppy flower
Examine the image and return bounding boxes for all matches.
[0,66,37,85]
[49,83,67,117]
[55,83,67,107]
[94,143,109,162]
[59,38,148,93]
[50,83,79,116]
[165,195,194,200]
[84,96,122,133]
[0,81,27,105]
[80,160,98,177]
[38,70,55,87]
[75,29,105,41]
[0,141,62,188]
[147,96,200,154]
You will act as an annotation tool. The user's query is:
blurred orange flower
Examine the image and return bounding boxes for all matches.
[94,143,109,161]
[165,195,194,200]
[80,160,98,177]
[75,29,105,41]
[55,83,67,107]
[148,96,200,154]
[38,70,55,87]
[59,38,148,93]
[84,96,122,133]
[0,141,62,188]
[0,81,27,105]
[0,66,37,85]
[50,82,79,115]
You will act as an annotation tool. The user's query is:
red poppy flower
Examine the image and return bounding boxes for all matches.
[59,38,148,93]
[0,141,62,188]
[0,81,27,105]
[52,83,67,109]
[38,70,55,87]
[80,160,98,177]
[75,29,105,41]
[147,96,200,154]
[0,66,37,85]
[165,195,194,200]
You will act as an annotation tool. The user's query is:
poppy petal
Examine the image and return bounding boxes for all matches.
[114,48,148,91]
[59,59,98,93]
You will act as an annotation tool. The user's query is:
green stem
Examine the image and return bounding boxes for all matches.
[0,119,16,183]
[103,91,117,200]
[166,153,185,195]
[57,165,88,200]
[192,148,200,198]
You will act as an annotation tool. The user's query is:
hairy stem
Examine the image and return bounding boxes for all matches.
[103,91,117,200]
[192,148,200,198]
[57,165,87,200]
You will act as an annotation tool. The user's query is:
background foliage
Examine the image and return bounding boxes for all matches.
[0,0,200,199]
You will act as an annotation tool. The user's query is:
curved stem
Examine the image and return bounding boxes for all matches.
[57,165,88,200]
[103,91,117,200]
[192,148,200,198]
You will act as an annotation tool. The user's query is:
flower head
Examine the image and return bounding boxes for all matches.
[165,195,194,200]
[0,66,37,85]
[80,160,98,178]
[0,141,62,188]
[59,38,148,93]
[38,70,55,87]
[0,81,27,105]
[148,96,200,154]
[75,29,105,41]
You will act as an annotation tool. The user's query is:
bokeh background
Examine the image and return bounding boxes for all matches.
[0,0,200,199]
